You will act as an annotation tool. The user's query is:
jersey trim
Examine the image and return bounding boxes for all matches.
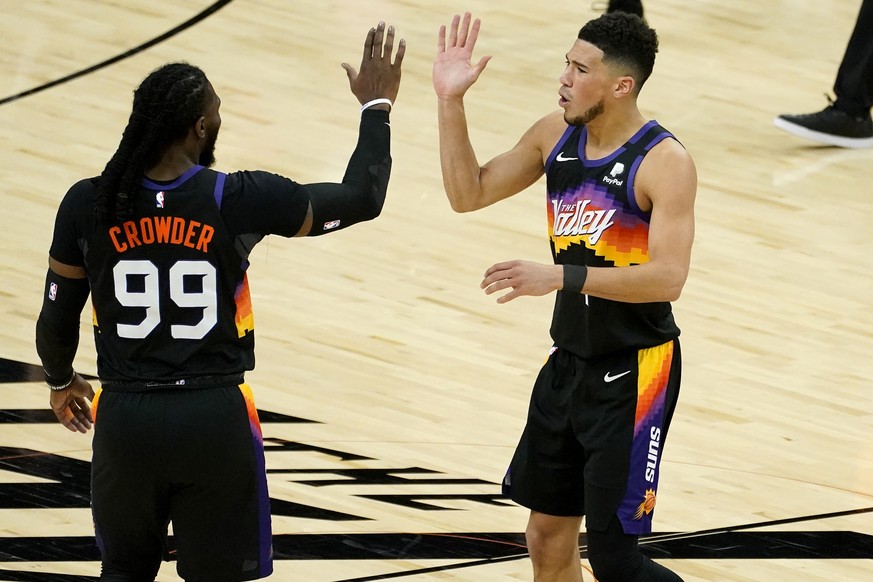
[141,165,204,190]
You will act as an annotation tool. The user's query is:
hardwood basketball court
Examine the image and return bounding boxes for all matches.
[0,0,871,580]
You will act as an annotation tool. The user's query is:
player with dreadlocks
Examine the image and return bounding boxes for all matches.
[36,22,404,581]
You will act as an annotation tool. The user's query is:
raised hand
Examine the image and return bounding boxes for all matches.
[342,21,405,108]
[433,12,492,100]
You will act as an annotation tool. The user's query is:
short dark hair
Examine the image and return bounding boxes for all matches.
[95,63,211,223]
[578,12,658,92]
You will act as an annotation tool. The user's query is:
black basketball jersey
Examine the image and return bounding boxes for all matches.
[50,166,310,383]
[545,120,681,359]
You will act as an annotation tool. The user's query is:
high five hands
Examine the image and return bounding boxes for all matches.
[433,12,492,100]
[343,21,406,110]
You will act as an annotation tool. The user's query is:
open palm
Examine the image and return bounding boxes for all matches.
[433,12,492,99]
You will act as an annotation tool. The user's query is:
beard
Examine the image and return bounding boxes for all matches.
[565,99,605,126]
[199,127,218,167]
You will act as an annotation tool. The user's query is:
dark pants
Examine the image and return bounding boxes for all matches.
[834,0,873,116]
[91,384,272,581]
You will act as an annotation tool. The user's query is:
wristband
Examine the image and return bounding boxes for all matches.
[46,369,77,391]
[563,265,588,294]
[360,98,393,112]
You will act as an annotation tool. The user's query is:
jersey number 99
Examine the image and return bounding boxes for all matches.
[113,260,218,340]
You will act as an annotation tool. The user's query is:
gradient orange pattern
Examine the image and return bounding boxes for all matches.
[237,382,264,442]
[91,387,103,422]
[234,273,255,337]
[634,341,674,437]
[547,182,650,267]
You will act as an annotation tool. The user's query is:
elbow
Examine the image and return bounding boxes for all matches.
[663,287,683,303]
[446,192,481,213]
[449,199,476,213]
[661,269,689,302]
[367,204,384,221]
[365,193,386,220]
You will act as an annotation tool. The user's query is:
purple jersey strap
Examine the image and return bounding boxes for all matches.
[213,172,227,209]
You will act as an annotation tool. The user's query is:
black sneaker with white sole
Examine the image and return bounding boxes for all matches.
[591,0,644,19]
[774,105,873,149]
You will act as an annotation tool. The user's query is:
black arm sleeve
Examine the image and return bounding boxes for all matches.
[306,108,392,236]
[35,269,90,383]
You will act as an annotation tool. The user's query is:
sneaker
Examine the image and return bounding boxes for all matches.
[607,0,644,18]
[591,0,644,19]
[774,104,873,149]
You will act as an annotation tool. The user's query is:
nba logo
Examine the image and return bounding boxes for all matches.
[610,163,625,178]
[156,191,165,208]
[49,282,58,301]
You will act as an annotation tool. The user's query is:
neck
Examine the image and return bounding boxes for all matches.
[145,146,200,181]
[584,105,647,153]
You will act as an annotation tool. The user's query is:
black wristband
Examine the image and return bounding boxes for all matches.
[563,265,588,294]
[46,369,76,391]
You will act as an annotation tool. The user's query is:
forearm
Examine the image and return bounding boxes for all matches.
[306,109,392,235]
[342,108,391,194]
[574,262,687,303]
[35,269,89,383]
[438,97,484,212]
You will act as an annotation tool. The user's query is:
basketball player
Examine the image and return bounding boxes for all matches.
[35,22,404,581]
[433,11,695,582]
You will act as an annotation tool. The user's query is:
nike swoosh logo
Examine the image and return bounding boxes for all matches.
[604,370,631,383]
[556,152,578,162]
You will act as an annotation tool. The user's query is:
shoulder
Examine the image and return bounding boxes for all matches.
[57,177,98,216]
[527,110,570,149]
[223,170,301,193]
[66,177,99,199]
[637,135,697,205]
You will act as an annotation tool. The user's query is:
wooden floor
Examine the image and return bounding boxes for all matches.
[1,0,872,580]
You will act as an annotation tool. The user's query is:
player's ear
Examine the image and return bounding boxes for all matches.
[196,116,207,138]
[613,75,635,98]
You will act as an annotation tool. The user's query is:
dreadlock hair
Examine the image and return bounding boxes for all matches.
[95,62,211,223]
[578,12,658,93]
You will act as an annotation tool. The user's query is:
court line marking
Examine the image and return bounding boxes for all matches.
[0,0,234,107]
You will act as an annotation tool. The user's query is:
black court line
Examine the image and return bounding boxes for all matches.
[0,0,234,107]
[333,506,873,581]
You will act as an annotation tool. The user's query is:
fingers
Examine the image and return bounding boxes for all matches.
[482,260,516,283]
[372,21,385,59]
[474,56,492,76]
[437,24,446,53]
[467,15,483,49]
[394,37,406,66]
[458,12,471,48]
[481,276,519,304]
[50,387,93,434]
[363,22,405,65]
[72,396,94,428]
[381,24,406,66]
[481,261,525,303]
[53,404,89,433]
[445,12,477,49]
[481,262,514,291]
[341,62,358,83]
[364,25,375,59]
[447,14,460,48]
[383,24,395,60]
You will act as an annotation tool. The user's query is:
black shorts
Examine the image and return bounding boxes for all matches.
[502,340,681,535]
[91,383,272,581]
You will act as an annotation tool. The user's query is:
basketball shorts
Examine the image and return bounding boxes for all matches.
[502,340,681,535]
[91,383,272,581]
